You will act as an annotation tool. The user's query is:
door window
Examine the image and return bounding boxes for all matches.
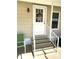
[36,9,43,22]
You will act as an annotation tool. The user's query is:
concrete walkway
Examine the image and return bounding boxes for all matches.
[18,47,61,59]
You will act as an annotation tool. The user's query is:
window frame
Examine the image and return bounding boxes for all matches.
[52,11,60,30]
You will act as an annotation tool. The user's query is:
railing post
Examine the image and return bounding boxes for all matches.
[33,34,35,58]
[52,31,59,48]
[57,37,59,47]
[33,35,35,51]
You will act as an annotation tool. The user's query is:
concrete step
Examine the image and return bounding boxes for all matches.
[36,42,53,49]
[36,38,50,44]
[35,35,48,39]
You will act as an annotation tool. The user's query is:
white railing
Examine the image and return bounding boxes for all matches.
[33,34,36,58]
[33,34,36,52]
[52,31,59,47]
[47,23,59,48]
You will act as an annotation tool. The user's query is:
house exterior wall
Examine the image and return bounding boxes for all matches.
[52,0,61,6]
[17,2,33,38]
[17,1,52,38]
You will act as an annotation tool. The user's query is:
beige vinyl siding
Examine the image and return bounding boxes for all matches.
[17,2,33,38]
[53,0,61,6]
[53,6,61,11]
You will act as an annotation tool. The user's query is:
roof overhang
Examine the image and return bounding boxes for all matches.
[18,0,52,5]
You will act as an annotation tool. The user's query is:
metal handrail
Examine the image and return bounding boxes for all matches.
[52,31,59,47]
[33,34,36,57]
[52,31,58,38]
[47,24,59,47]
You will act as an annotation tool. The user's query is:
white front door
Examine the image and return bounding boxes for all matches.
[33,5,47,35]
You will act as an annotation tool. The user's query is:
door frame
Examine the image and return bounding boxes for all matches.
[33,5,47,35]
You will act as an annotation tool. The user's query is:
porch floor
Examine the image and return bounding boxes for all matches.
[18,47,61,59]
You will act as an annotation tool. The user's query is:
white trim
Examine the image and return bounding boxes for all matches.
[49,5,53,41]
[52,11,60,30]
[33,5,36,53]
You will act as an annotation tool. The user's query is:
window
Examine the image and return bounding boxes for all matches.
[52,12,59,29]
[36,9,43,22]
